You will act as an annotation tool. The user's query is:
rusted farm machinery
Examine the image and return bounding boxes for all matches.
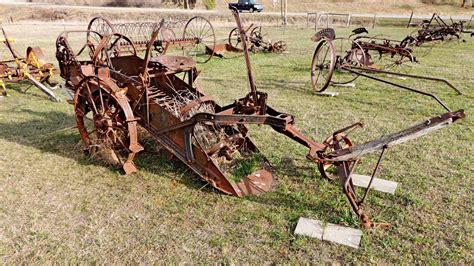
[0,28,59,101]
[343,27,418,70]
[56,9,465,229]
[228,24,287,54]
[87,16,216,63]
[310,28,463,95]
[402,13,473,48]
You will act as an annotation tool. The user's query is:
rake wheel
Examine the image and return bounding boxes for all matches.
[271,41,287,54]
[311,39,336,92]
[87,17,115,55]
[183,16,216,63]
[228,27,243,50]
[318,134,353,181]
[74,75,141,174]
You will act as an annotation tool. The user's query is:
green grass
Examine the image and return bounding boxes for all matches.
[0,24,473,263]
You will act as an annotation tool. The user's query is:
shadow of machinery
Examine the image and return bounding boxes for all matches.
[0,108,354,223]
[0,108,207,193]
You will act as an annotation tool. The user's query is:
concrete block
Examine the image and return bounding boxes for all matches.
[351,174,398,194]
[323,223,362,249]
[294,217,324,240]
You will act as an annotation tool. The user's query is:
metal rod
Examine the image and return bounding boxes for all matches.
[342,66,452,112]
[1,28,20,59]
[343,159,360,191]
[360,146,387,204]
[231,8,258,103]
[407,11,414,28]
[349,65,462,95]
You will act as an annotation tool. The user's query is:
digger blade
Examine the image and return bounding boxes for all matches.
[235,169,276,196]
[26,75,60,102]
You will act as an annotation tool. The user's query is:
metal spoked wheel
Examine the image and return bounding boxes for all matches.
[250,26,263,39]
[272,41,287,54]
[183,16,216,64]
[160,27,176,42]
[74,76,140,174]
[87,17,115,46]
[318,134,353,181]
[381,48,416,73]
[311,39,336,92]
[250,26,265,52]
[228,27,243,50]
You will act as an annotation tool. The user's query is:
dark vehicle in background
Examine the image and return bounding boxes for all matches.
[229,0,264,13]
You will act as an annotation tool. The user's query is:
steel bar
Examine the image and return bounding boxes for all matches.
[342,66,452,112]
[360,147,387,204]
[348,66,462,95]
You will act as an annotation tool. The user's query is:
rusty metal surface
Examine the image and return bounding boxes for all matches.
[228,24,287,54]
[401,13,473,48]
[87,16,216,63]
[0,28,59,101]
[310,28,462,95]
[56,9,465,229]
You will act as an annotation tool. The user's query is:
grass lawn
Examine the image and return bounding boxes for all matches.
[0,23,473,263]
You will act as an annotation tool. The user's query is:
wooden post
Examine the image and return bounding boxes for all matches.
[372,14,376,28]
[280,0,283,25]
[314,13,318,30]
[284,0,288,25]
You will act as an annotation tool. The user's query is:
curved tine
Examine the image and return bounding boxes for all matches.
[142,20,164,74]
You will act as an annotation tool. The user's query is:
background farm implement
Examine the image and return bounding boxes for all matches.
[228,24,287,54]
[87,16,216,63]
[310,28,463,96]
[0,28,59,101]
[402,13,474,48]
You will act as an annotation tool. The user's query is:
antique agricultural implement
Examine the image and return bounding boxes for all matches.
[343,27,418,70]
[310,28,463,95]
[401,13,473,48]
[228,24,287,54]
[56,9,465,229]
[0,28,59,101]
[87,16,216,63]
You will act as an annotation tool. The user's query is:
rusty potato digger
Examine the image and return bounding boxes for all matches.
[0,28,59,101]
[55,9,465,229]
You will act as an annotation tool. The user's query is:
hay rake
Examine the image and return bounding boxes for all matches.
[87,16,216,63]
[310,28,463,96]
[401,13,473,49]
[345,27,418,71]
[0,28,59,101]
[56,9,465,228]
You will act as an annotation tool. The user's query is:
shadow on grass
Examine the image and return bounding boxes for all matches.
[0,107,360,224]
[0,108,211,194]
